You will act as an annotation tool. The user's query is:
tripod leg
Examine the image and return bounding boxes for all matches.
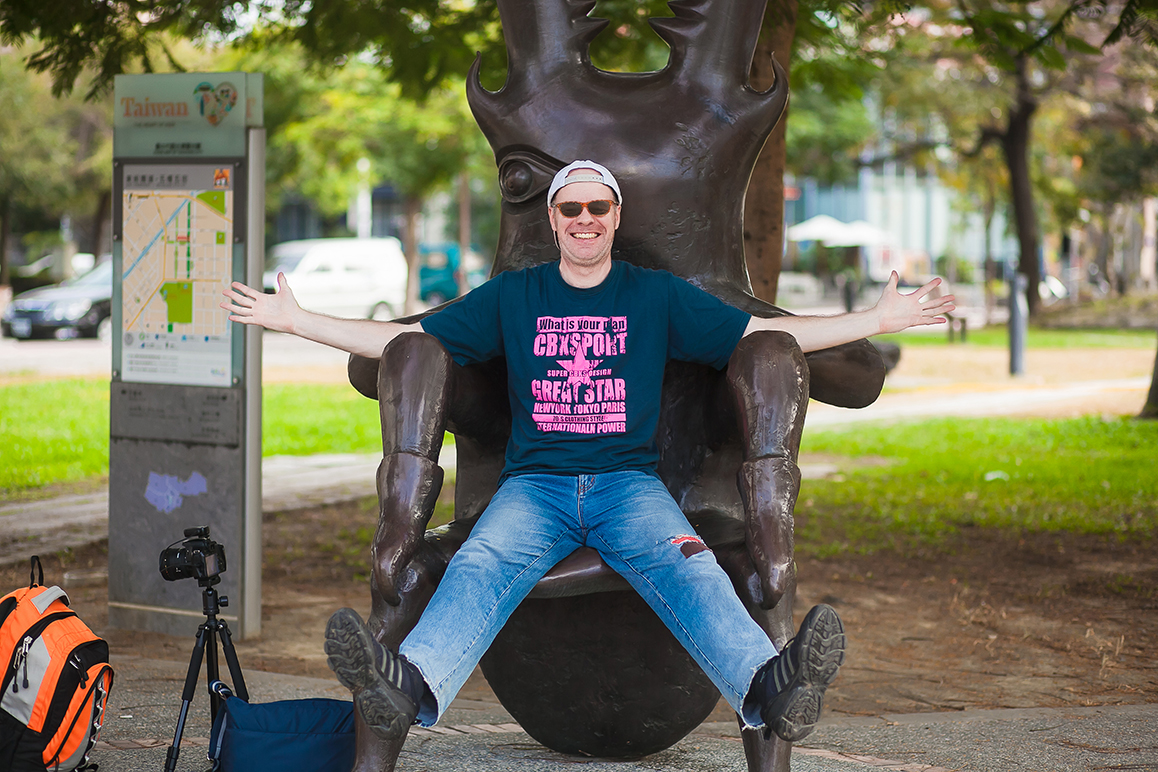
[205,623,223,723]
[164,623,210,772]
[217,619,249,702]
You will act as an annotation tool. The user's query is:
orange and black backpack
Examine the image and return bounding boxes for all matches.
[0,557,114,771]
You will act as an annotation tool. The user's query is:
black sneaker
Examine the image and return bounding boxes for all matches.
[324,607,422,739]
[760,603,846,742]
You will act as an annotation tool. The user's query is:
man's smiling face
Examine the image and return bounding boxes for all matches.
[548,176,621,277]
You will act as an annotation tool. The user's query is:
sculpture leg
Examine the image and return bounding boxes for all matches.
[727,330,810,772]
[356,333,452,772]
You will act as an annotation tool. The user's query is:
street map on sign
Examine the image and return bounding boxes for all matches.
[120,164,235,387]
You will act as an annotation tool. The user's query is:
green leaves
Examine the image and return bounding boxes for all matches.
[785,82,875,185]
[223,42,489,215]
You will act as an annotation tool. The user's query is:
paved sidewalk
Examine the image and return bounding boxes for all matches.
[0,452,388,567]
[90,657,1158,772]
[807,375,1150,427]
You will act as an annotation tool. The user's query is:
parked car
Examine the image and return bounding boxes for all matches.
[419,243,489,305]
[1,258,113,340]
[263,238,408,320]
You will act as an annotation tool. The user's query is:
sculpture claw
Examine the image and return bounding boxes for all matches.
[756,561,793,610]
[740,457,799,611]
[372,454,444,606]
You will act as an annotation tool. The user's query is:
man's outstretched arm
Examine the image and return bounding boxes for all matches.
[744,273,955,353]
[220,273,423,359]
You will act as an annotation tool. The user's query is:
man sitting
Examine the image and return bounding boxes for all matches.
[222,160,953,744]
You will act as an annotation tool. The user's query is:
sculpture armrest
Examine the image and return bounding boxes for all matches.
[348,353,380,401]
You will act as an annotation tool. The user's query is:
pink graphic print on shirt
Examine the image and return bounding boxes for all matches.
[531,315,627,434]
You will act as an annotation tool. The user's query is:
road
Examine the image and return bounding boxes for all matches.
[1,330,351,380]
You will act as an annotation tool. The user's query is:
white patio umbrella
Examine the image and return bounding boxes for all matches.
[785,214,852,244]
[824,220,891,247]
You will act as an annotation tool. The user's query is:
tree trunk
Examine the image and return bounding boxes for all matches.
[744,0,798,305]
[1142,330,1158,419]
[1000,56,1041,318]
[457,174,471,297]
[403,195,422,316]
[92,190,111,259]
[0,196,10,287]
[983,184,997,325]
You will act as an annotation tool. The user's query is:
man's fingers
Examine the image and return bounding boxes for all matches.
[924,295,955,311]
[222,286,251,306]
[234,281,267,299]
[917,301,955,325]
[911,276,942,298]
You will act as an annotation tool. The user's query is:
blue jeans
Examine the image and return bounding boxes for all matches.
[399,471,778,728]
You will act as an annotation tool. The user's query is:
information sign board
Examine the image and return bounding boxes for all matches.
[110,72,264,640]
[119,164,238,387]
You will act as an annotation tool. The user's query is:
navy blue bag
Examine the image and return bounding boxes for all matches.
[207,697,355,772]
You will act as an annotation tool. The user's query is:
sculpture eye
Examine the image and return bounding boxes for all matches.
[497,151,561,205]
[501,162,535,199]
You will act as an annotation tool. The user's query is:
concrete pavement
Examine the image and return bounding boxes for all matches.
[89,656,1158,771]
[806,375,1151,427]
[5,328,1156,771]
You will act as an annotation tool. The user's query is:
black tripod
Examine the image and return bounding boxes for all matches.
[163,574,249,772]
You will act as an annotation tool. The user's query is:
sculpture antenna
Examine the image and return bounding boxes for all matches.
[465,53,501,123]
[496,0,608,83]
[470,0,610,125]
[752,54,790,128]
[651,0,769,87]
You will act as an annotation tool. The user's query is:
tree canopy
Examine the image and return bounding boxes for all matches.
[0,47,112,284]
[4,0,1158,308]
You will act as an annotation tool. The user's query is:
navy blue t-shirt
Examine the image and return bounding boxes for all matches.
[421,260,750,480]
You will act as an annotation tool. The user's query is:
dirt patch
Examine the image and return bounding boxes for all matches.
[794,531,1157,719]
[5,499,1154,721]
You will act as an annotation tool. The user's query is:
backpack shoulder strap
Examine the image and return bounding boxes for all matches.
[30,585,71,613]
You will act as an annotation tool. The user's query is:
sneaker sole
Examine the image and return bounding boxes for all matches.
[769,604,846,743]
[324,608,417,739]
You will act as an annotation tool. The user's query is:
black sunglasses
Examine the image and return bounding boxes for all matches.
[553,200,616,217]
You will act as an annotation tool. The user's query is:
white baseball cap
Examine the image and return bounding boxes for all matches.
[547,160,622,205]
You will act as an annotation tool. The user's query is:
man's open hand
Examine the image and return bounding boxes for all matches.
[872,272,956,335]
[221,273,300,334]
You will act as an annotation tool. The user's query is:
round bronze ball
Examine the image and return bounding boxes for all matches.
[479,590,721,758]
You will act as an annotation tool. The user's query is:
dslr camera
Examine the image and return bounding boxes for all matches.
[159,526,227,582]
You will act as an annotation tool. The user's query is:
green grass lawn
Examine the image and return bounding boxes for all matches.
[797,415,1157,556]
[0,379,384,497]
[3,376,1156,559]
[878,326,1156,349]
[0,379,111,493]
[262,383,383,457]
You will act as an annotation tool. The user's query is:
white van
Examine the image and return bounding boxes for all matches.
[263,238,407,320]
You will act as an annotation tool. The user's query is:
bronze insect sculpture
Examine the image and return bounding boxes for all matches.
[344,1,885,769]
